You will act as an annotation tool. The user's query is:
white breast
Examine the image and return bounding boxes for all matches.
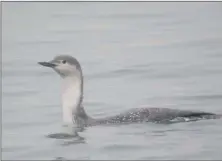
[61,76,81,125]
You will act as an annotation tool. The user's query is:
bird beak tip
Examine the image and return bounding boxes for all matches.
[38,61,56,68]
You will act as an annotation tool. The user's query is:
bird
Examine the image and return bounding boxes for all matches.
[38,55,221,128]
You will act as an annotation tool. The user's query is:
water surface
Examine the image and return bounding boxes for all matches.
[2,2,222,160]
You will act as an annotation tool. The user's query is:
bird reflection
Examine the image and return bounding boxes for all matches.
[46,125,86,145]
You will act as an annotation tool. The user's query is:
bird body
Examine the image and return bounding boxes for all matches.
[38,55,221,128]
[73,107,220,127]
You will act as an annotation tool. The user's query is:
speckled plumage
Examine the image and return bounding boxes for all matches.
[83,107,220,127]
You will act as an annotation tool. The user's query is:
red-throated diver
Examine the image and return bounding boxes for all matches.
[38,55,221,127]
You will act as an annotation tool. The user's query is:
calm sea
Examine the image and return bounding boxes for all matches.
[2,2,222,160]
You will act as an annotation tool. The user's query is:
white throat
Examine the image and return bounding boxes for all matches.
[61,75,82,126]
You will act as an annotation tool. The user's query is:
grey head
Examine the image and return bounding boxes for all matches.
[38,55,82,78]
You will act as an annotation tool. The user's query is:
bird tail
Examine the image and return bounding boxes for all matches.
[204,113,222,120]
[183,112,222,120]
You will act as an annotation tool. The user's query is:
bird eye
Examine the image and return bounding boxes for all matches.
[62,60,66,64]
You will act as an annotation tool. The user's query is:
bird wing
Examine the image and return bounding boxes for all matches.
[95,107,218,124]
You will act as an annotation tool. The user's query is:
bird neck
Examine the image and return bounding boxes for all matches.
[61,74,84,126]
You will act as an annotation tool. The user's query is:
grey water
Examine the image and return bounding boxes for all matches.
[2,2,222,160]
